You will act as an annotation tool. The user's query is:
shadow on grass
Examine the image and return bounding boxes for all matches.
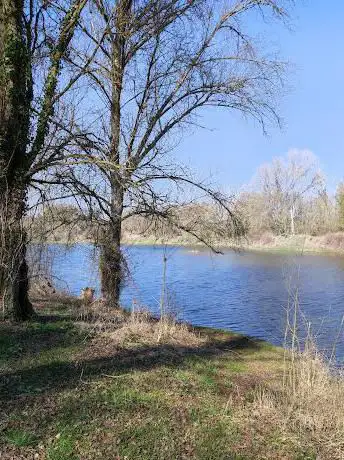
[0,319,261,405]
[0,320,81,364]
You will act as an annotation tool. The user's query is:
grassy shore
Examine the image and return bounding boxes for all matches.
[121,232,344,256]
[39,230,344,256]
[1,296,343,459]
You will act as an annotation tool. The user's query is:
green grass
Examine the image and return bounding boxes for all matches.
[46,434,79,460]
[3,429,38,447]
[0,307,328,459]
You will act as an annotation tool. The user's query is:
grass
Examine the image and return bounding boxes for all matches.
[242,344,344,459]
[3,429,37,447]
[0,298,343,459]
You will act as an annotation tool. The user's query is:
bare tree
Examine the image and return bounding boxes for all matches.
[258,149,325,235]
[336,182,344,231]
[42,0,294,307]
[0,0,88,319]
[299,191,337,235]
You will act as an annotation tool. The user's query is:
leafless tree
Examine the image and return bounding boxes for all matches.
[40,0,294,307]
[258,149,325,235]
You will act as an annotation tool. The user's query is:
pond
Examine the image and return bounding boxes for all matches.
[46,244,344,363]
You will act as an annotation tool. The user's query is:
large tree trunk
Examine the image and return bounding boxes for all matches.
[1,0,87,319]
[100,184,123,307]
[0,0,33,320]
[0,193,33,320]
[99,0,132,307]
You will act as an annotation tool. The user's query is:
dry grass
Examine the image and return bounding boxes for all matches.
[76,300,205,348]
[107,313,204,348]
[321,231,344,250]
[237,343,344,459]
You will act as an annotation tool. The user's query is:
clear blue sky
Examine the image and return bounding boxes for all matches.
[175,1,344,193]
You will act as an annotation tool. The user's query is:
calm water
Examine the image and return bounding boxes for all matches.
[47,244,344,363]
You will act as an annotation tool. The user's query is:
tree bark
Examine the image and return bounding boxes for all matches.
[0,0,87,318]
[99,0,132,307]
[0,196,33,320]
[290,204,295,235]
[99,185,123,307]
[0,0,33,320]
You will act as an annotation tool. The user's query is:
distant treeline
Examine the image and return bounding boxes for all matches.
[26,151,344,248]
[26,190,344,247]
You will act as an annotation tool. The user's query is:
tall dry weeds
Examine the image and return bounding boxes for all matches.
[250,344,344,459]
[76,300,205,348]
[240,283,344,460]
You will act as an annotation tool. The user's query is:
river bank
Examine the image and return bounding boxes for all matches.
[1,295,343,459]
[36,226,344,256]
[33,242,344,360]
[121,231,344,255]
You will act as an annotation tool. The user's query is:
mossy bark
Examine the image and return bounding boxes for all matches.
[0,0,86,320]
[0,0,33,320]
[0,201,33,320]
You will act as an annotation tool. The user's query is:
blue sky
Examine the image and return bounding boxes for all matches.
[175,1,344,193]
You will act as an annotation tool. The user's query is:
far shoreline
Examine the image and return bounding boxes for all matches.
[34,232,344,257]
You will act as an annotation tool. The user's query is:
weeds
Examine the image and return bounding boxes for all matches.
[236,288,344,460]
[74,298,205,348]
[244,344,344,459]
[3,429,37,448]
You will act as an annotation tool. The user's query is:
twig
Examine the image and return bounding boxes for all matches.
[101,373,132,379]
